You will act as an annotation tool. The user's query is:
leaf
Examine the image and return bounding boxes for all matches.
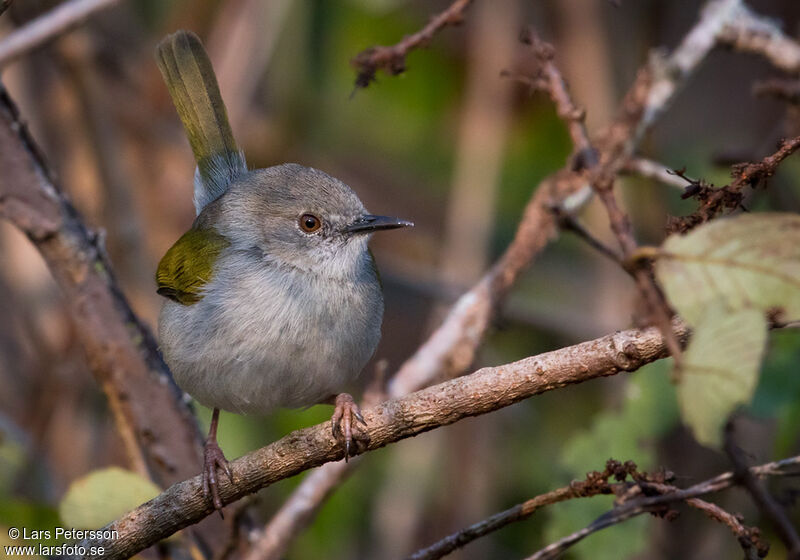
[561,360,678,474]
[677,303,767,447]
[59,468,160,529]
[655,213,800,324]
[550,362,678,560]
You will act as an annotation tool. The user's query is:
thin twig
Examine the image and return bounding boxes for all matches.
[554,210,623,264]
[0,0,121,67]
[668,134,800,233]
[517,29,596,170]
[71,321,691,560]
[753,78,800,104]
[647,484,768,560]
[406,415,800,560]
[389,0,760,406]
[351,0,473,88]
[408,460,631,560]
[719,3,800,73]
[593,174,682,362]
[243,365,388,560]
[622,158,693,190]
[0,0,13,18]
[725,425,800,559]
[524,457,800,560]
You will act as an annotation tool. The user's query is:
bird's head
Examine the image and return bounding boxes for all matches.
[202,163,412,277]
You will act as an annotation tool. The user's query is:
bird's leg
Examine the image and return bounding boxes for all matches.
[329,393,369,460]
[202,408,232,513]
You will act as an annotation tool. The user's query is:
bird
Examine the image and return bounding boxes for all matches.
[154,30,412,511]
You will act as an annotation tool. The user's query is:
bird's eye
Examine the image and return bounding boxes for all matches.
[299,213,322,233]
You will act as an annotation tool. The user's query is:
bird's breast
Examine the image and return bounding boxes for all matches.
[158,251,384,414]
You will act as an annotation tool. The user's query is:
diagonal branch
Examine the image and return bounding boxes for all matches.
[0,80,227,553]
[667,134,800,233]
[259,2,793,552]
[725,425,800,558]
[71,320,691,560]
[524,457,800,560]
[413,454,800,560]
[0,83,204,487]
[351,0,473,88]
[0,0,123,67]
[719,3,800,73]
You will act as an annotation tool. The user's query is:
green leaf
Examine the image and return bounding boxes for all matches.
[677,303,767,447]
[656,213,800,324]
[59,468,160,529]
[550,362,678,560]
[654,213,800,446]
[561,360,679,474]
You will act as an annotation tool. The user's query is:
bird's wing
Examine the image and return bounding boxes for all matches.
[156,227,230,305]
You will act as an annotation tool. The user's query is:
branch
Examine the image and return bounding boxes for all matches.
[622,158,692,190]
[719,4,800,73]
[527,492,767,560]
[0,0,122,67]
[351,0,473,88]
[415,452,799,560]
[385,0,764,433]
[725,425,800,558]
[667,134,800,233]
[753,78,800,104]
[0,83,205,485]
[242,371,387,560]
[580,0,763,361]
[0,0,12,18]
[408,460,633,560]
[515,29,595,169]
[235,1,800,555]
[72,321,691,560]
[525,456,800,560]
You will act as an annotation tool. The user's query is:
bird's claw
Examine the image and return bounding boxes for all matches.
[202,439,232,514]
[331,393,370,461]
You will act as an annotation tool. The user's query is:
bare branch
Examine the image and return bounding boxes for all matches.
[243,370,387,560]
[667,134,800,233]
[719,4,800,73]
[242,461,357,560]
[0,0,122,67]
[389,0,762,410]
[72,321,691,560]
[516,29,596,169]
[523,456,800,560]
[408,460,630,560]
[622,158,693,190]
[0,0,13,18]
[753,78,800,104]
[0,79,227,554]
[725,425,800,558]
[554,210,624,264]
[351,0,473,88]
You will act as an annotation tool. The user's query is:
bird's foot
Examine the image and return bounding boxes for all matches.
[330,393,369,460]
[202,438,232,514]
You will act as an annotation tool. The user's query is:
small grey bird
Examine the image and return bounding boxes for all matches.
[155,31,412,511]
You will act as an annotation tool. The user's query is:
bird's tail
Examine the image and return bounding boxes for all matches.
[156,30,246,213]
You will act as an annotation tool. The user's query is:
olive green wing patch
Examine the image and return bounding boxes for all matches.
[156,228,230,305]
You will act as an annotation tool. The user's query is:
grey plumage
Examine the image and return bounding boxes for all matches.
[155,30,411,510]
[158,164,385,414]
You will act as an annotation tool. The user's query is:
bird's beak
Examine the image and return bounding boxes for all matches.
[345,215,414,234]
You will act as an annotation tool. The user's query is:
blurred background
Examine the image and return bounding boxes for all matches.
[0,0,799,558]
